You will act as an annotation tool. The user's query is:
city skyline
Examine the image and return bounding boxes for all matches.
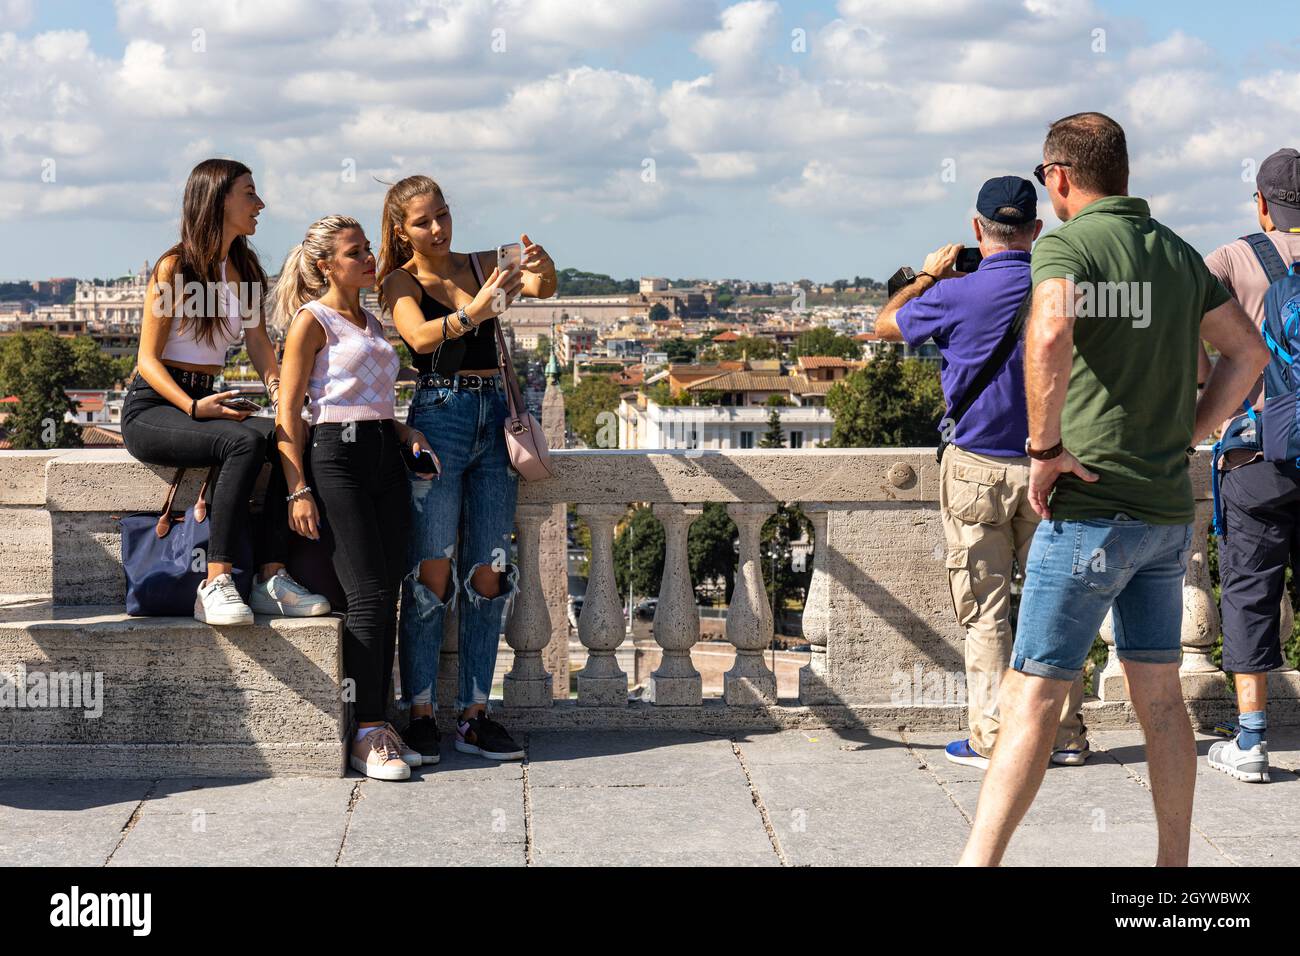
[3,0,1298,282]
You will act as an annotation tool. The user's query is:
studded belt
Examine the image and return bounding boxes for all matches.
[418,372,500,391]
[166,366,216,392]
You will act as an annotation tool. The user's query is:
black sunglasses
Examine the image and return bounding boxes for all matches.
[1034,161,1071,186]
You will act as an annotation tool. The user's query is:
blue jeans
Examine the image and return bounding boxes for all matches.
[398,378,519,712]
[1011,516,1193,680]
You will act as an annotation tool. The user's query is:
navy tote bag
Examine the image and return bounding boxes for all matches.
[119,466,253,616]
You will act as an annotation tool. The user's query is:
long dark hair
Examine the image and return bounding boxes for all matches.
[152,158,268,345]
[376,174,442,313]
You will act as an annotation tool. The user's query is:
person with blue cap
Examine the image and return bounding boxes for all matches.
[876,175,1089,773]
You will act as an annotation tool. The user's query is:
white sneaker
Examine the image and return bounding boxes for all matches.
[248,569,331,617]
[195,573,254,626]
[1207,737,1270,783]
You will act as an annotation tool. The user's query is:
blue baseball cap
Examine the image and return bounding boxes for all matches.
[977,176,1038,224]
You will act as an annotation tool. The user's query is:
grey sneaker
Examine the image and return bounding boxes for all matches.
[248,569,331,617]
[1207,737,1270,783]
[195,573,254,626]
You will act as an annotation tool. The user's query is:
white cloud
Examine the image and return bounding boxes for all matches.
[0,0,1296,280]
[692,0,780,86]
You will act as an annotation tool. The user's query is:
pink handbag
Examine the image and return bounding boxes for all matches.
[494,319,553,481]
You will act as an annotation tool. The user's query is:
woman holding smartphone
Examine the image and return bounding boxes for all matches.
[377,174,555,766]
[122,158,330,626]
[275,214,439,782]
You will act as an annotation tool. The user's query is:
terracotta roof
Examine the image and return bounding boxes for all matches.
[685,371,795,392]
[80,425,125,447]
[797,356,862,369]
[712,331,739,342]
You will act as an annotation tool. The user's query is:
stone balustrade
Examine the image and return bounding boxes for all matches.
[3,446,1298,763]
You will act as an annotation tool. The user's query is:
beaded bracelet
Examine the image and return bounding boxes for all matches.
[286,486,313,503]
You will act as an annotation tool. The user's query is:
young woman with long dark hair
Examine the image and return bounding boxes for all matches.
[121,158,329,625]
[377,175,555,765]
[275,214,438,781]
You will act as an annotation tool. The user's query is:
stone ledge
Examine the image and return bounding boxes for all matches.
[0,607,345,778]
[0,743,345,778]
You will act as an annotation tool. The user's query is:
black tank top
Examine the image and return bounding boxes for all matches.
[400,252,499,376]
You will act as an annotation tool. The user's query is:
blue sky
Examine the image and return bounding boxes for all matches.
[3,0,1298,284]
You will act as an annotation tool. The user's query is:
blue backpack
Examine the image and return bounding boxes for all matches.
[1212,234,1300,536]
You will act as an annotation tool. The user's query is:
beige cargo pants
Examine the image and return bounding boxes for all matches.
[940,444,1087,756]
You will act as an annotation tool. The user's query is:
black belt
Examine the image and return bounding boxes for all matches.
[418,372,500,391]
[166,366,216,391]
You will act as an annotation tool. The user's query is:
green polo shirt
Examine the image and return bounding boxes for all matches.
[1030,196,1230,524]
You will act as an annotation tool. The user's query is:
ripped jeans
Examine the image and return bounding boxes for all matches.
[398,377,520,713]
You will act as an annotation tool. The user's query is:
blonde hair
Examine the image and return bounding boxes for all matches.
[376,175,442,312]
[272,214,363,329]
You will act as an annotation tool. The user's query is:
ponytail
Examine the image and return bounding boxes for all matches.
[272,214,362,330]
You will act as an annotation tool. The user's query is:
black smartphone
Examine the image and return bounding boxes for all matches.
[219,397,260,413]
[955,248,983,273]
[402,444,439,476]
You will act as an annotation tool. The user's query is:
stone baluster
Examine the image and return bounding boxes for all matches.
[1180,500,1225,698]
[1097,500,1223,702]
[575,504,629,707]
[797,503,835,705]
[647,503,703,706]
[502,504,554,708]
[1095,610,1125,701]
[724,503,778,705]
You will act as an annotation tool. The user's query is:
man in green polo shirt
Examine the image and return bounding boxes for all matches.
[959,112,1269,867]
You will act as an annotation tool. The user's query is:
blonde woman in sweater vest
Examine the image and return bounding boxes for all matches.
[274,215,438,782]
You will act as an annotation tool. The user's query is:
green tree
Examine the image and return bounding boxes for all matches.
[393,340,414,369]
[761,505,814,614]
[759,407,785,448]
[533,334,551,362]
[688,503,737,603]
[613,506,666,601]
[112,355,137,386]
[824,351,945,447]
[563,374,625,448]
[0,331,82,449]
[664,337,696,364]
[791,326,862,360]
[648,303,670,323]
[67,336,120,388]
[717,335,778,361]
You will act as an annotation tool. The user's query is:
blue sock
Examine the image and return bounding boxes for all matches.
[1237,710,1266,750]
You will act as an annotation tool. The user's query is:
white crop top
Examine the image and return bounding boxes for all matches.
[160,259,245,366]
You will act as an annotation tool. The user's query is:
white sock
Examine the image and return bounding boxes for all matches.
[355,725,381,741]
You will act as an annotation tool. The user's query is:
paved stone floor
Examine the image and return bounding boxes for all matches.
[2,728,1298,866]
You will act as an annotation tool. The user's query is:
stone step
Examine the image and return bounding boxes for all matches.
[0,604,344,778]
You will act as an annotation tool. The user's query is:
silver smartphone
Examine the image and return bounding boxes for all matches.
[497,243,522,274]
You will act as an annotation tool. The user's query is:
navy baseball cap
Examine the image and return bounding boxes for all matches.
[977,175,1038,224]
[1258,148,1300,232]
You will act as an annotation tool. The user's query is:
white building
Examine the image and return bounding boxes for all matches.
[618,396,833,451]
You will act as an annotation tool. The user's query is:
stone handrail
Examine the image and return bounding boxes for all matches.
[0,447,1246,726]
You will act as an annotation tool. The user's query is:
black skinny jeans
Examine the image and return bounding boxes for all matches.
[309,419,409,724]
[121,374,288,567]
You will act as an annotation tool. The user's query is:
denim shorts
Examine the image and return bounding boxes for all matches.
[1011,516,1193,680]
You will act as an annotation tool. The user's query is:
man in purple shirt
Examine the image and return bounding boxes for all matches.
[875,175,1088,772]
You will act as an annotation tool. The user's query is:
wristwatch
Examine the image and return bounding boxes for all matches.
[1025,439,1064,461]
[457,306,474,331]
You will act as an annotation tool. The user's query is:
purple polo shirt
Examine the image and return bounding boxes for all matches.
[895,250,1030,457]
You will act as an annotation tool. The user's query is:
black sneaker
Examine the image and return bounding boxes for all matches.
[455,715,524,760]
[404,715,441,766]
